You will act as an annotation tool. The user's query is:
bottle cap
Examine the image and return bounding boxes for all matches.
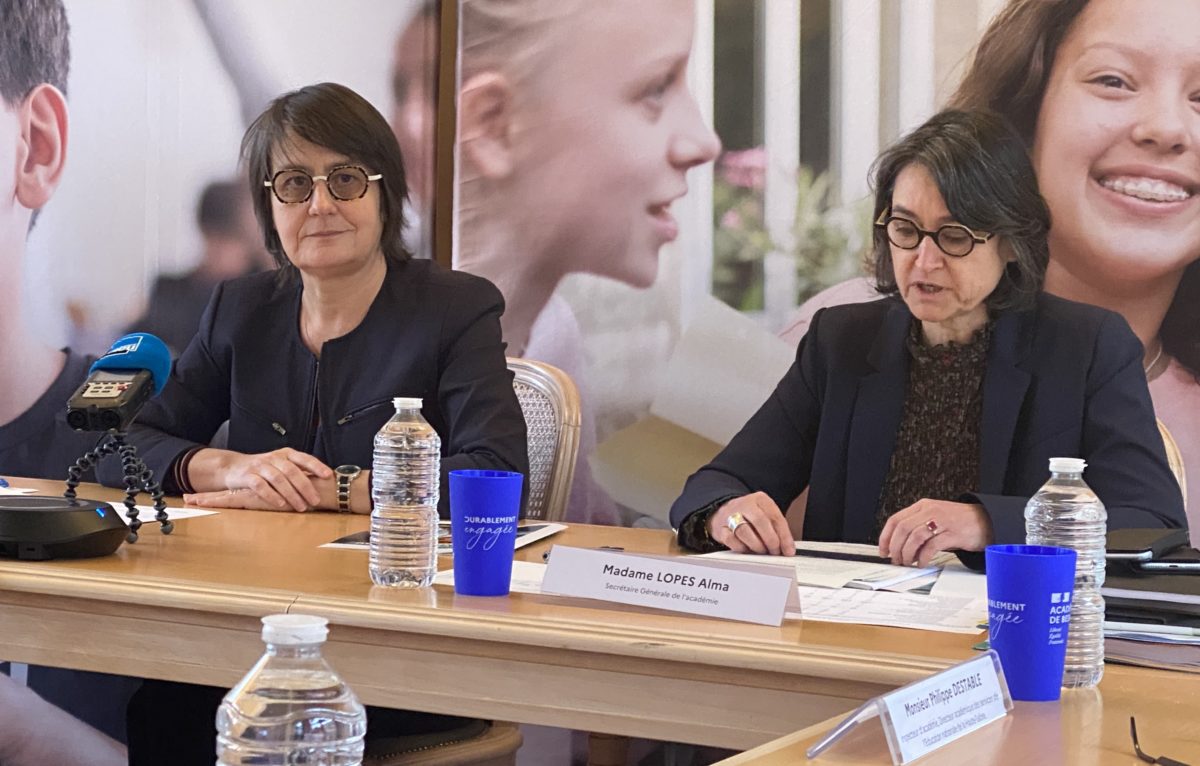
[261,614,329,645]
[1049,457,1086,474]
[393,397,422,410]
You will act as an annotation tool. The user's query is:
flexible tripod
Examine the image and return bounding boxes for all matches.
[64,431,174,543]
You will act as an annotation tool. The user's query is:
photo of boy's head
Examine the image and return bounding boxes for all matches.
[0,0,69,239]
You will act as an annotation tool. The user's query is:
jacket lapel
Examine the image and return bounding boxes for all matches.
[844,301,912,540]
[979,308,1033,493]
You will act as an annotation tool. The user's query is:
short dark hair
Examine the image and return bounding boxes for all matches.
[241,82,410,270]
[196,180,248,238]
[0,0,70,105]
[870,109,1050,313]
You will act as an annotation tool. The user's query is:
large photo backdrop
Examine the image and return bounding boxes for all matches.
[452,0,1200,530]
[14,0,1197,531]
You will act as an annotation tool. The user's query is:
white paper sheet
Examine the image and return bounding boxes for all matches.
[700,541,954,591]
[0,492,215,522]
[117,504,219,524]
[0,486,39,495]
[789,586,986,634]
[929,562,988,600]
[699,549,889,589]
[885,572,940,594]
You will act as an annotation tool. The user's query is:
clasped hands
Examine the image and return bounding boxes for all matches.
[706,492,993,566]
[183,447,337,512]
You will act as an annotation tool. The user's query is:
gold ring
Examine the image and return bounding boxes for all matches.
[926,519,941,536]
[726,512,747,533]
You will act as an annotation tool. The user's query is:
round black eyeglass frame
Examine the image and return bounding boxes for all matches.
[874,208,994,257]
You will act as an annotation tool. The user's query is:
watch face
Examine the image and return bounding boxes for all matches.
[335,464,361,477]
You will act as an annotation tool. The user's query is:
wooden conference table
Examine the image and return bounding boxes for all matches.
[1,480,1196,760]
[719,663,1200,764]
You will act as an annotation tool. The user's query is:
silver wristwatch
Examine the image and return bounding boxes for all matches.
[334,464,362,513]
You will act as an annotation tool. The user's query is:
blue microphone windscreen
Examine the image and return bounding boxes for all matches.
[90,333,173,395]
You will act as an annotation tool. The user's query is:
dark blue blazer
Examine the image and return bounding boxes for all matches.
[670,294,1186,546]
[101,258,528,515]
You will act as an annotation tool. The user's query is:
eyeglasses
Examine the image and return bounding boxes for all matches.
[264,165,382,204]
[1132,716,1190,765]
[874,208,994,258]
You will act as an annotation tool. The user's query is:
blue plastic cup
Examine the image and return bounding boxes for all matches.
[985,544,1078,701]
[449,470,524,596]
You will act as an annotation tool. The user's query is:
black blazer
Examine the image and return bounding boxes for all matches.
[103,258,528,515]
[670,294,1186,546]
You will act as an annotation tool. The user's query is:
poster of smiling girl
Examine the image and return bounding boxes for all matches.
[782,0,1199,527]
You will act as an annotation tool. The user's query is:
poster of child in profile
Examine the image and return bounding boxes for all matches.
[779,0,1199,527]
[454,0,721,525]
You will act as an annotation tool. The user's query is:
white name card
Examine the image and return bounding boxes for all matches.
[880,652,1011,763]
[541,546,798,626]
[807,652,1012,765]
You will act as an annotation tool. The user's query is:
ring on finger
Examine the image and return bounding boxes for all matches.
[925,519,941,536]
[726,512,747,533]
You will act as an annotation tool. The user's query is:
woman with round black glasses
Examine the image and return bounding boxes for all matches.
[104,82,527,516]
[670,108,1185,568]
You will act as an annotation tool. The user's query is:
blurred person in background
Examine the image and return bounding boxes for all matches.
[123,179,271,355]
[390,0,438,255]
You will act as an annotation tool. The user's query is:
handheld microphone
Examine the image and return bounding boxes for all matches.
[66,333,171,432]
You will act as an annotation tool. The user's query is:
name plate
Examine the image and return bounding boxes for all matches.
[541,546,798,625]
[881,652,1011,763]
[808,652,1012,765]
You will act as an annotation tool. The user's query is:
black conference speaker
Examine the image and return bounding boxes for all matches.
[0,496,128,560]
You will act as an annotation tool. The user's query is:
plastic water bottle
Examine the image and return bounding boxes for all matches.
[1024,457,1107,688]
[370,397,440,587]
[216,614,366,765]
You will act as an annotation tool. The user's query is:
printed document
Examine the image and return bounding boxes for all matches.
[700,541,955,590]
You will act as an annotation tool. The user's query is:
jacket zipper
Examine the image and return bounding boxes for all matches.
[336,398,393,426]
[303,359,320,453]
[232,400,288,438]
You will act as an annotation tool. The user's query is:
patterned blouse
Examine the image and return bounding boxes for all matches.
[875,321,993,536]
